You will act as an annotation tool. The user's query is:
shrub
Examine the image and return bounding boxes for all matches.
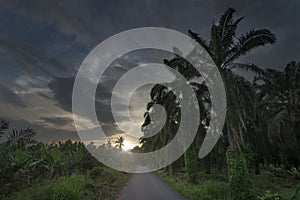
[257,190,280,200]
[171,180,229,200]
[287,167,300,179]
[269,164,286,177]
[89,166,104,179]
[88,166,118,182]
[291,183,300,200]
[12,174,97,200]
[190,181,229,199]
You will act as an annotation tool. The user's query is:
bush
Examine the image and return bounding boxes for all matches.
[268,164,286,177]
[171,180,229,200]
[89,166,104,179]
[291,183,300,200]
[188,181,229,200]
[287,167,300,179]
[88,166,118,182]
[12,174,97,200]
[257,190,280,200]
[159,171,229,200]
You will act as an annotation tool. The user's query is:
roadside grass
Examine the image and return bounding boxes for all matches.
[5,167,130,200]
[157,170,299,200]
[88,166,130,200]
[9,174,97,200]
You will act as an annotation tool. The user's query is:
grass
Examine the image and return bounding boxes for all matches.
[250,172,298,200]
[88,166,130,199]
[7,174,97,200]
[5,167,130,200]
[157,170,300,200]
[158,171,229,200]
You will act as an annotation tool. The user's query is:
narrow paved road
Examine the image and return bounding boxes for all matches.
[118,173,187,200]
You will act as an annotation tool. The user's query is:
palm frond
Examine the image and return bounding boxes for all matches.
[188,29,212,56]
[0,119,9,137]
[6,128,36,146]
[228,62,265,75]
[225,29,276,65]
[218,8,244,54]
[267,108,290,144]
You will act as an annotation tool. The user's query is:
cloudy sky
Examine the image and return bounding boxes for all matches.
[0,0,299,146]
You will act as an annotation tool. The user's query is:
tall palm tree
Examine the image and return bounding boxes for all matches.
[188,8,276,151]
[187,8,275,199]
[115,136,125,150]
[141,7,276,198]
[254,61,300,168]
[142,7,276,151]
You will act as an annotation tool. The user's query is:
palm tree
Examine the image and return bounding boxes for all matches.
[254,61,300,168]
[0,119,9,138]
[188,8,275,150]
[188,8,275,199]
[141,7,276,198]
[6,128,36,147]
[115,136,125,150]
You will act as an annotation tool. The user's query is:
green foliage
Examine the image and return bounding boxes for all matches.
[159,170,298,200]
[226,149,252,200]
[180,181,229,200]
[268,164,286,177]
[291,183,300,200]
[12,174,97,200]
[159,171,229,200]
[287,167,300,179]
[0,140,99,197]
[88,166,118,182]
[0,120,129,199]
[0,138,129,199]
[257,190,280,200]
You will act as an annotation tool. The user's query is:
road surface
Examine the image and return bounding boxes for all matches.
[118,173,187,200]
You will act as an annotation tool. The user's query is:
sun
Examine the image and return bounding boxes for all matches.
[122,140,135,151]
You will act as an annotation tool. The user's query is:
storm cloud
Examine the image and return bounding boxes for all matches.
[0,0,299,142]
[0,83,26,107]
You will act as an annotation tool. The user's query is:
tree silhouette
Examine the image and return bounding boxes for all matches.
[141,7,276,197]
[115,136,125,150]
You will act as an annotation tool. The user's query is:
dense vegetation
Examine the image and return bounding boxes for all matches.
[140,8,300,200]
[0,122,129,199]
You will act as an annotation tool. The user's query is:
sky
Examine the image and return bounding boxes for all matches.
[0,0,299,147]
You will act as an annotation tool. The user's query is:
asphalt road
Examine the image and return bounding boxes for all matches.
[118,173,187,200]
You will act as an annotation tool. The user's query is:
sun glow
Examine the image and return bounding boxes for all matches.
[122,140,135,151]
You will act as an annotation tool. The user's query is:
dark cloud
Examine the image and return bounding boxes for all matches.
[2,0,299,69]
[47,49,171,136]
[48,76,73,112]
[47,75,125,135]
[39,116,74,127]
[0,38,74,79]
[0,83,26,107]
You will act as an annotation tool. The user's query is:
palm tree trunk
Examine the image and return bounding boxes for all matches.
[227,125,239,151]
